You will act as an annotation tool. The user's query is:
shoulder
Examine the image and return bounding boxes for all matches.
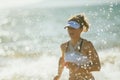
[60,41,69,53]
[82,38,94,48]
[60,41,68,50]
[82,38,91,44]
[81,38,97,54]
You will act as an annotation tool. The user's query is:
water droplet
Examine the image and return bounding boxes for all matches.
[78,46,80,50]
[109,8,113,12]
[77,57,81,61]
[89,51,92,53]
[70,53,74,56]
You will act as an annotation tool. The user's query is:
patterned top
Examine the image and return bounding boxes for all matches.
[64,51,89,66]
[64,39,90,66]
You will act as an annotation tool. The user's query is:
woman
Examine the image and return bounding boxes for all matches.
[54,13,101,80]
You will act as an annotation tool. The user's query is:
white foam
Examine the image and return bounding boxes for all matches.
[0,47,120,80]
[93,47,120,80]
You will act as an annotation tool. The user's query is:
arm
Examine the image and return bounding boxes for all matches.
[54,44,66,80]
[54,57,64,80]
[87,41,101,72]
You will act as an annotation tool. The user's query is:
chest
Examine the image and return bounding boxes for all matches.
[64,41,89,66]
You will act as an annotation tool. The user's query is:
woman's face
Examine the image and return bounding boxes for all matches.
[67,27,83,39]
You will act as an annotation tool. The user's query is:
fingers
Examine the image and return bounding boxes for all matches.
[53,75,60,80]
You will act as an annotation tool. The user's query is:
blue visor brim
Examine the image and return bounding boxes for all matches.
[65,21,80,29]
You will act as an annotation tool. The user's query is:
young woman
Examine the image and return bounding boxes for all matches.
[54,13,101,80]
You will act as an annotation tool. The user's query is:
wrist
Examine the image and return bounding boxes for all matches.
[57,74,60,78]
[54,75,60,80]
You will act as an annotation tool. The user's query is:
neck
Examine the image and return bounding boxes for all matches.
[70,37,81,46]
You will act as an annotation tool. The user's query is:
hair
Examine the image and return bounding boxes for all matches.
[68,13,89,32]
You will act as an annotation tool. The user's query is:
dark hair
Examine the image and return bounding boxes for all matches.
[68,13,89,32]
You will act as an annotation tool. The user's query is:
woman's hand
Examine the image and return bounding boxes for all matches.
[53,75,60,80]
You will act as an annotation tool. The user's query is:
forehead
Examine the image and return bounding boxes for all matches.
[67,27,79,30]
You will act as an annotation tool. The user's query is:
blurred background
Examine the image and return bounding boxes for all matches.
[0,0,120,80]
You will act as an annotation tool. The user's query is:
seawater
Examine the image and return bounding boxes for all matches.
[0,1,120,80]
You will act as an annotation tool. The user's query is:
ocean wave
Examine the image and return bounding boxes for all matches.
[0,47,119,80]
[99,47,120,65]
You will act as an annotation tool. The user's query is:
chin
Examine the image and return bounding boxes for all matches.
[70,36,76,39]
